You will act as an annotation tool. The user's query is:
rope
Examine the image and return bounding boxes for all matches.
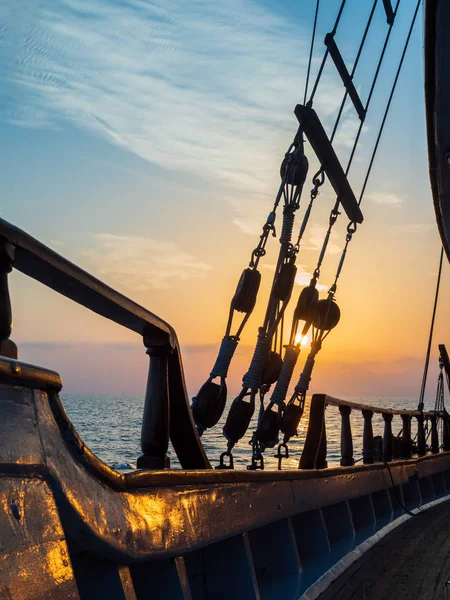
[309,0,404,289]
[345,0,401,175]
[307,0,348,105]
[279,208,296,245]
[295,353,316,393]
[357,0,420,206]
[271,345,301,406]
[303,0,320,105]
[329,0,378,144]
[418,247,444,410]
[328,0,421,294]
[242,331,270,390]
[210,336,239,379]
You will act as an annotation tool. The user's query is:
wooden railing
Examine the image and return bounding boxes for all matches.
[300,393,450,469]
[0,218,210,469]
[3,214,448,475]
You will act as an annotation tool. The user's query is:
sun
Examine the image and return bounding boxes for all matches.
[295,333,309,347]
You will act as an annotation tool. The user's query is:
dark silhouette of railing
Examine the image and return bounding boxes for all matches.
[3,215,449,475]
[300,394,450,469]
[0,218,210,470]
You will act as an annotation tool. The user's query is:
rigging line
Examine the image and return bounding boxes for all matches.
[309,0,395,281]
[329,0,378,145]
[303,0,320,105]
[296,2,375,283]
[418,246,444,411]
[307,0,347,106]
[345,0,401,176]
[328,0,419,293]
[357,0,421,206]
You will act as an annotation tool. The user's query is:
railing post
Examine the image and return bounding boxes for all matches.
[401,414,412,458]
[339,405,354,466]
[362,409,374,464]
[417,413,426,456]
[137,344,171,470]
[382,413,393,462]
[0,240,17,359]
[299,394,327,469]
[443,413,450,451]
[430,414,439,454]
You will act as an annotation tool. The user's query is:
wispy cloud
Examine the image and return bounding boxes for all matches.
[366,191,404,206]
[19,341,73,350]
[395,223,434,234]
[303,226,342,255]
[263,263,328,291]
[226,193,276,236]
[294,268,328,291]
[83,233,211,290]
[0,0,349,233]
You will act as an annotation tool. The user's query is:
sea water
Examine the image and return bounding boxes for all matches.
[62,394,436,471]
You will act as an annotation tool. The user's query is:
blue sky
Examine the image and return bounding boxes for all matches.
[0,0,447,400]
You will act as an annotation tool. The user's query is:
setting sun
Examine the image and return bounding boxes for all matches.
[295,333,309,347]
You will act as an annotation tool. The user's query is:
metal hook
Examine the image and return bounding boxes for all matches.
[216,450,234,470]
[274,442,289,470]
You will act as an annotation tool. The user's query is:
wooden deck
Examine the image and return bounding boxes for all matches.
[318,498,450,600]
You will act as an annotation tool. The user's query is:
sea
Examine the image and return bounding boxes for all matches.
[61,395,436,471]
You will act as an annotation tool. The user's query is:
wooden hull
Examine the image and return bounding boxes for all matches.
[2,359,450,600]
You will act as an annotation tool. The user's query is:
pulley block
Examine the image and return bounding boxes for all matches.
[256,402,281,448]
[191,379,227,432]
[223,392,255,444]
[280,148,309,187]
[273,262,297,302]
[262,350,283,385]
[280,400,304,440]
[312,298,341,331]
[232,268,261,313]
[294,284,319,322]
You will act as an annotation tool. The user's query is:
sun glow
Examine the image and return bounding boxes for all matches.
[295,333,309,347]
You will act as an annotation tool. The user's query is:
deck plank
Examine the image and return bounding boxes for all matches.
[318,499,450,599]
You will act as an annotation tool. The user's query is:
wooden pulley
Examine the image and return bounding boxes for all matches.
[256,402,281,448]
[191,380,227,433]
[273,262,297,302]
[294,284,319,321]
[312,298,341,331]
[232,268,261,313]
[262,350,283,385]
[280,148,309,186]
[280,401,303,440]
[223,393,255,444]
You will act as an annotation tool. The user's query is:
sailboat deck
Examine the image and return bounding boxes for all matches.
[318,498,450,600]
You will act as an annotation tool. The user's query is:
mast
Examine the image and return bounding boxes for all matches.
[424,0,450,261]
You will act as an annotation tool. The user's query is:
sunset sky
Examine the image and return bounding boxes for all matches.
[1,0,448,402]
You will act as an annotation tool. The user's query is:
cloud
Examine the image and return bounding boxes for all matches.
[181,343,252,355]
[395,223,434,234]
[294,268,328,291]
[303,226,342,255]
[19,341,73,350]
[83,233,211,290]
[0,0,349,234]
[263,263,328,291]
[366,191,404,206]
